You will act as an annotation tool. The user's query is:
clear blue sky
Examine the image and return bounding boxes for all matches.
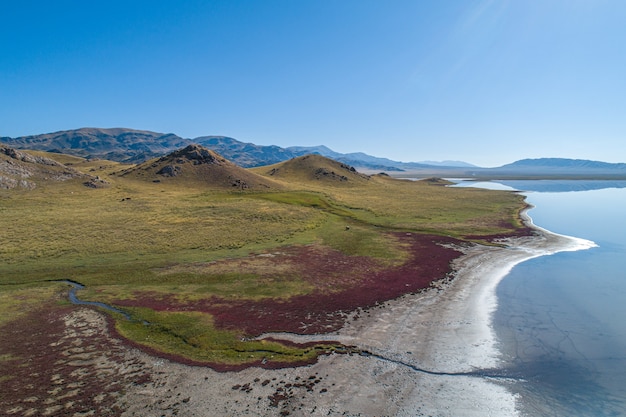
[2,0,625,166]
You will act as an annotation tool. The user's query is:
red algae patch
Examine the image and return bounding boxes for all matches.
[113,233,463,336]
[0,304,152,417]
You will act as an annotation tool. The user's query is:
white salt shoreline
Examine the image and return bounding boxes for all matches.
[115,214,598,416]
[239,211,598,415]
[322,210,598,416]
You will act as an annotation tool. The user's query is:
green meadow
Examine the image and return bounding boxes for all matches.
[0,152,528,366]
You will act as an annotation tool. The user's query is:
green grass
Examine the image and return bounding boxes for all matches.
[0,283,63,326]
[0,157,529,367]
[116,308,335,365]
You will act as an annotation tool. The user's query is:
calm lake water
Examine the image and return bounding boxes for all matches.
[459,180,626,416]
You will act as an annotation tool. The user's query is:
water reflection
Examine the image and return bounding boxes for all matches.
[451,180,626,415]
[491,184,626,416]
[455,179,626,193]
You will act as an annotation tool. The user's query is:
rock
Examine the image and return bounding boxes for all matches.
[83,176,110,188]
[156,165,181,177]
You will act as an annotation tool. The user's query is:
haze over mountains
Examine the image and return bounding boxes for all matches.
[2,127,626,179]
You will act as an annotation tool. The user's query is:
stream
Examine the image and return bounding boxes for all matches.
[57,279,524,380]
[59,279,133,320]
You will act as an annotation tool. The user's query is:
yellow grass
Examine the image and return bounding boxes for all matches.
[0,151,529,366]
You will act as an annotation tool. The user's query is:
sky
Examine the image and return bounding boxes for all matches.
[1,0,625,167]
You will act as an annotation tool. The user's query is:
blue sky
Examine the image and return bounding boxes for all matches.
[2,0,625,166]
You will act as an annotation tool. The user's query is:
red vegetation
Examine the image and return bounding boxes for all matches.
[114,233,463,336]
[0,303,152,416]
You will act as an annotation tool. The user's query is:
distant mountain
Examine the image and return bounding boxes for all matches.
[1,128,474,171]
[4,128,625,179]
[193,136,297,168]
[483,158,626,178]
[420,160,477,168]
[285,145,343,159]
[1,128,190,163]
[284,146,474,170]
[290,147,406,171]
[500,158,626,170]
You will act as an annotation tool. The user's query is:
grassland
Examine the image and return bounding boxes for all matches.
[0,151,529,368]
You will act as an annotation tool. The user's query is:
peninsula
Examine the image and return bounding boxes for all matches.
[0,142,591,416]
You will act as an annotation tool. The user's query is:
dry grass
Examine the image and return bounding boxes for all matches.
[0,152,528,366]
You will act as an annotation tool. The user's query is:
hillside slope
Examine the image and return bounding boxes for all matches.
[0,144,90,189]
[253,154,370,187]
[120,144,281,190]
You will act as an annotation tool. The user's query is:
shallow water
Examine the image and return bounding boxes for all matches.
[460,181,626,416]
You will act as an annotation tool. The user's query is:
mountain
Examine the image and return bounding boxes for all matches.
[2,128,191,163]
[285,145,341,159]
[119,144,281,190]
[2,128,473,171]
[420,160,477,168]
[284,146,474,170]
[193,136,297,168]
[499,158,626,170]
[482,158,626,178]
[4,128,626,179]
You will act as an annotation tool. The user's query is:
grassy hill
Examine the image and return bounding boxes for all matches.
[120,144,282,190]
[1,144,91,189]
[252,154,370,187]
[0,145,529,369]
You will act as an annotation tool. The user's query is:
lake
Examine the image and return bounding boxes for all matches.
[458,180,626,416]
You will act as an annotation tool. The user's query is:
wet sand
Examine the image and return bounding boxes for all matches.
[111,216,595,416]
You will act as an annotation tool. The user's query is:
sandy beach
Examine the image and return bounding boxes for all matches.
[103,215,593,416]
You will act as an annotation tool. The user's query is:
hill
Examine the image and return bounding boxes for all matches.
[253,154,370,187]
[119,144,281,190]
[0,144,91,189]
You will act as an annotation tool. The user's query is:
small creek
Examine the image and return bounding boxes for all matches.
[59,279,133,321]
[57,279,524,380]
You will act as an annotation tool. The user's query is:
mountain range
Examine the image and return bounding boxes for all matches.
[0,128,473,170]
[2,127,626,179]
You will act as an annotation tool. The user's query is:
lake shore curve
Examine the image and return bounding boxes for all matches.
[109,211,598,416]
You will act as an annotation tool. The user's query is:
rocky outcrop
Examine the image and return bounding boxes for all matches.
[1,145,65,167]
[120,144,281,190]
[166,144,226,165]
[83,176,111,188]
[0,144,88,189]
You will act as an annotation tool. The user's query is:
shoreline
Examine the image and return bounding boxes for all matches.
[109,213,598,416]
[2,208,591,416]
